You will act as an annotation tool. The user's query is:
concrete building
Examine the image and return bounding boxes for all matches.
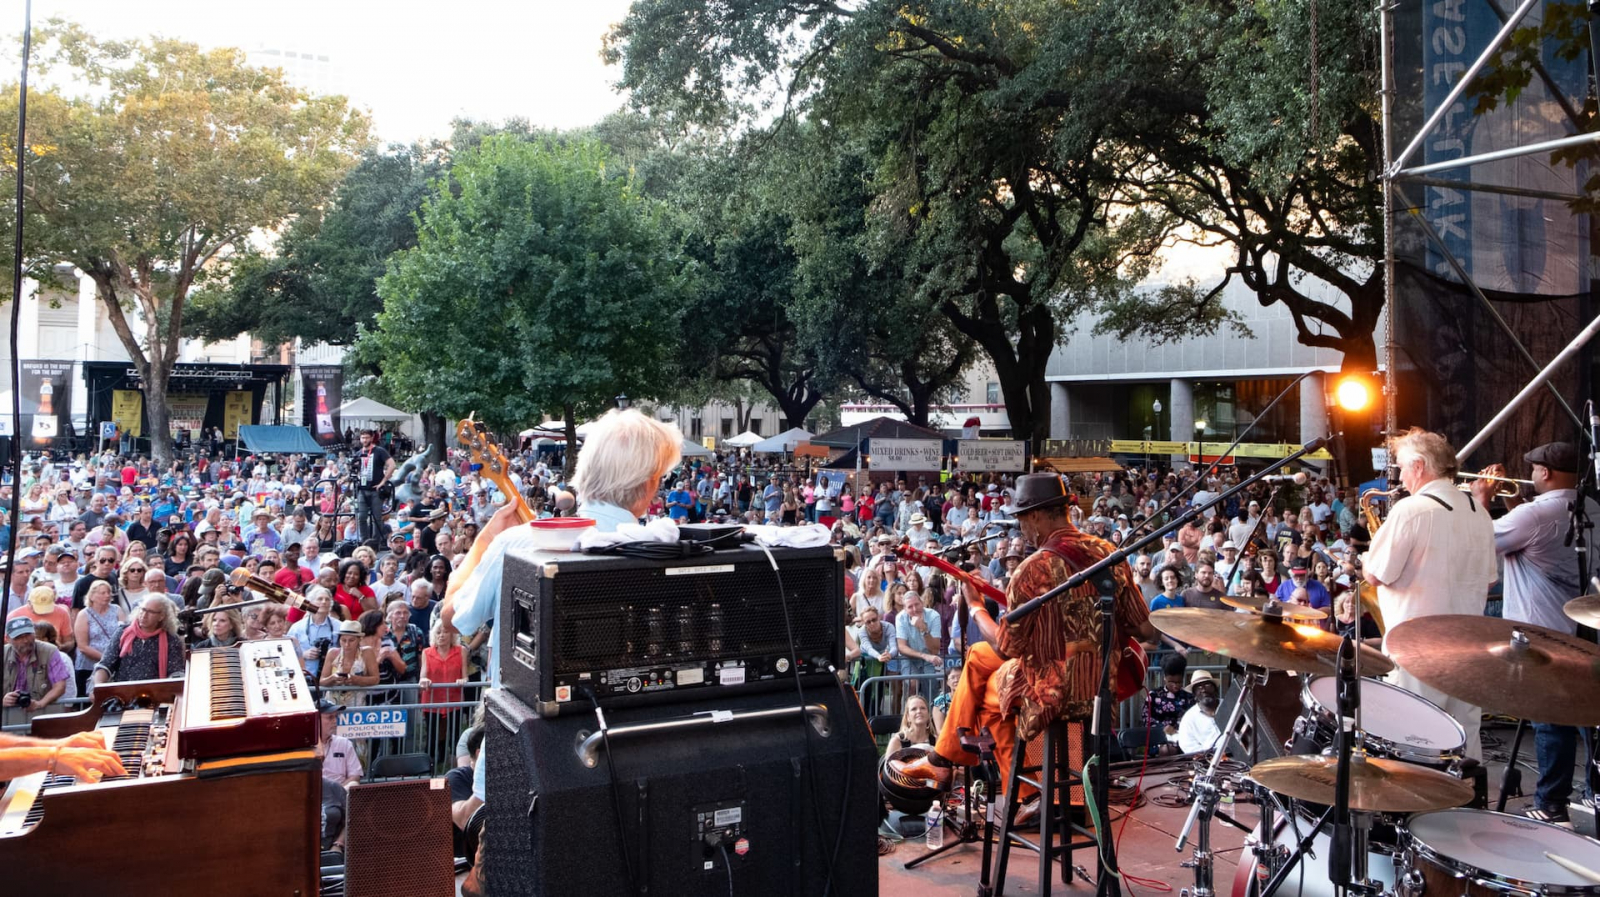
[1046,269,1372,460]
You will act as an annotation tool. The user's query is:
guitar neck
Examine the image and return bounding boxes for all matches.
[897,547,1006,604]
[483,473,536,524]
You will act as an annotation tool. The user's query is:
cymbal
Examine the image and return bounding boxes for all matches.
[1564,595,1600,629]
[1249,754,1475,813]
[1385,615,1600,727]
[1149,608,1393,675]
[1219,595,1329,621]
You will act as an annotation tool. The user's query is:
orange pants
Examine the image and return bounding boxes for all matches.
[933,641,1034,799]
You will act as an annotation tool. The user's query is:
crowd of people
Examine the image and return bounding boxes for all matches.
[4,416,1589,879]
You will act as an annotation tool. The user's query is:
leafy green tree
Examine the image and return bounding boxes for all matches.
[357,135,690,477]
[0,21,369,465]
[606,0,1226,448]
[185,143,447,452]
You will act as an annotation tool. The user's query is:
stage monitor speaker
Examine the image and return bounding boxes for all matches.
[1225,670,1305,761]
[484,682,880,897]
[344,778,457,897]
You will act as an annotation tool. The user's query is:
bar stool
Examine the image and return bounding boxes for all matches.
[992,717,1100,896]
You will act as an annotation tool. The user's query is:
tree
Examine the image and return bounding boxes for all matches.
[356,135,690,478]
[0,21,369,465]
[607,0,1231,448]
[185,143,447,453]
[667,145,836,429]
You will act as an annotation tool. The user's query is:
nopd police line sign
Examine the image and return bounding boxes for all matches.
[337,707,409,739]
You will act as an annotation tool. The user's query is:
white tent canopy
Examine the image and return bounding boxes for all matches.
[752,427,814,453]
[337,396,411,422]
[722,430,763,448]
[681,438,714,458]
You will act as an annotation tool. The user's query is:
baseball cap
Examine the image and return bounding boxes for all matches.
[316,697,345,715]
[5,617,36,638]
[1290,561,1309,574]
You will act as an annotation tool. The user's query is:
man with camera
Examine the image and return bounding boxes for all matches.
[3,617,70,727]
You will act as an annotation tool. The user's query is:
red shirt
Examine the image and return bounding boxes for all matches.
[333,584,373,620]
[279,566,315,622]
[120,465,138,486]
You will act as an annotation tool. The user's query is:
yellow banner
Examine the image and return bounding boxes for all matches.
[111,390,143,438]
[1104,440,1333,461]
[223,391,252,439]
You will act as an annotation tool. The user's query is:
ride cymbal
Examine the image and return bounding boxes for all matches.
[1249,754,1475,813]
[1219,595,1329,621]
[1149,608,1393,675]
[1385,615,1600,727]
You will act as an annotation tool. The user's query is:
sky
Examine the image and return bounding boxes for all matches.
[25,0,637,142]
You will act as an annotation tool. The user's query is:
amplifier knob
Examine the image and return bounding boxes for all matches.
[627,677,642,693]
[776,658,790,673]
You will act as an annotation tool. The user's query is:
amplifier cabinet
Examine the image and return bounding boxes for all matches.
[499,544,847,716]
[483,684,880,897]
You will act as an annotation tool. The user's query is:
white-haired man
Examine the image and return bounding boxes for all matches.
[440,409,683,821]
[1363,427,1495,759]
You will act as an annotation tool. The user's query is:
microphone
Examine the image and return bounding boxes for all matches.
[228,567,313,612]
[1260,473,1309,486]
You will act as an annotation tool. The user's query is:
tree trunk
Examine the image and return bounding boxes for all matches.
[420,411,447,464]
[145,370,175,469]
[562,404,579,482]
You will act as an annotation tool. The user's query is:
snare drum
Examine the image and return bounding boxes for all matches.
[1397,809,1600,897]
[1298,675,1465,767]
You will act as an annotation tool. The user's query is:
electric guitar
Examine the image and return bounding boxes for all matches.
[455,416,537,525]
[893,543,1150,703]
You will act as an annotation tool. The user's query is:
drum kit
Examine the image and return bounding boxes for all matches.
[1149,595,1600,897]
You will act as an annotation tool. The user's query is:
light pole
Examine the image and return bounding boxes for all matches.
[1151,398,1163,472]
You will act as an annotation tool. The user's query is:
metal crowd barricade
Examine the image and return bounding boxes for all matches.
[854,672,947,722]
[323,681,491,776]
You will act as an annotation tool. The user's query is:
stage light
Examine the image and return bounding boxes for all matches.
[1333,375,1373,412]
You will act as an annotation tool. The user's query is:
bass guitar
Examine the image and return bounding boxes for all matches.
[455,416,537,525]
[893,543,1149,702]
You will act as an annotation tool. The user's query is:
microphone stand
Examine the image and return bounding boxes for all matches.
[1001,435,1333,897]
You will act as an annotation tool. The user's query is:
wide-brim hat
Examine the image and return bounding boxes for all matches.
[1010,473,1072,514]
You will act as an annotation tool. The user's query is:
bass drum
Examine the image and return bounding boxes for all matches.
[1397,809,1600,897]
[1232,809,1397,897]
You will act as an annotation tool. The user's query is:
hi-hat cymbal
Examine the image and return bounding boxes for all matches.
[1149,608,1394,675]
[1564,595,1600,630]
[1386,615,1600,727]
[1249,754,1475,813]
[1219,595,1329,621]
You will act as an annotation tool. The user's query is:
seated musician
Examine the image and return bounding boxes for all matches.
[91,595,186,685]
[893,474,1158,819]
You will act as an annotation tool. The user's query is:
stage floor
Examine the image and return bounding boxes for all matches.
[879,783,1258,897]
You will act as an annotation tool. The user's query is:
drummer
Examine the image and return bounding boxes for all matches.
[1364,428,1497,761]
[1469,440,1600,827]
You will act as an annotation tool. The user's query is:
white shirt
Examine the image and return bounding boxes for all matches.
[1365,477,1496,630]
[1178,704,1223,754]
[1364,476,1495,759]
[1492,487,1600,634]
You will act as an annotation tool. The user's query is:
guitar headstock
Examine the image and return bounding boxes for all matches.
[455,416,534,523]
[456,416,510,480]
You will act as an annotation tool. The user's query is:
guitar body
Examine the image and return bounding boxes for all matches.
[894,544,1150,703]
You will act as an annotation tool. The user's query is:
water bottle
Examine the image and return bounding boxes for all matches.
[925,800,944,849]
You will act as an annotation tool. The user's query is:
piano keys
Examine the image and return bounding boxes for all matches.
[0,643,322,895]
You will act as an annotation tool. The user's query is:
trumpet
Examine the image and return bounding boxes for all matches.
[1456,470,1532,497]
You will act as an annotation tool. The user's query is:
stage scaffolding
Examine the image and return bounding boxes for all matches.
[1380,0,1600,469]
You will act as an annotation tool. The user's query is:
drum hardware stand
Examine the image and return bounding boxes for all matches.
[905,725,1001,897]
[1494,719,1527,811]
[1176,662,1269,897]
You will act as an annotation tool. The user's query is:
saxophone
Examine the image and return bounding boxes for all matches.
[1354,487,1402,634]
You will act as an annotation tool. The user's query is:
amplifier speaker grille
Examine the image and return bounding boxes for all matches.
[345,779,456,897]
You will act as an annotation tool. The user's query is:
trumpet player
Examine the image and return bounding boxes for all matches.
[1469,441,1600,827]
